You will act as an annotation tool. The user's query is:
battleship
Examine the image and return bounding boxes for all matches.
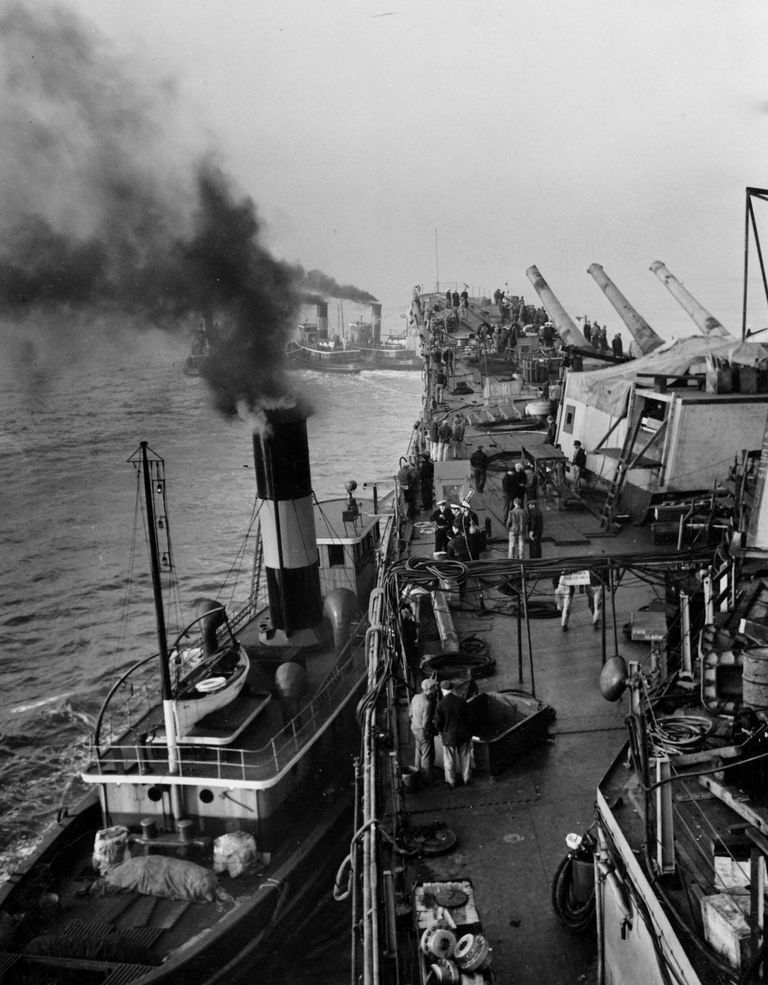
[347,187,768,985]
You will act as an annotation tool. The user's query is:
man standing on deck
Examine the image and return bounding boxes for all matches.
[435,367,447,404]
[506,497,527,559]
[451,414,465,459]
[419,454,434,511]
[428,418,439,461]
[434,681,472,788]
[469,445,489,492]
[571,440,586,491]
[545,415,557,446]
[410,678,439,785]
[430,500,453,553]
[527,500,544,558]
[437,418,453,461]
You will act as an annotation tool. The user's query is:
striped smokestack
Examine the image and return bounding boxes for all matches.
[316,301,329,338]
[253,408,324,642]
[371,302,382,343]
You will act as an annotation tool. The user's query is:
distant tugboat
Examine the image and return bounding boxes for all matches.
[182,313,219,377]
[287,301,363,373]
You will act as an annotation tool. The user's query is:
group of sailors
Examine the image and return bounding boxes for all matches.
[583,319,624,358]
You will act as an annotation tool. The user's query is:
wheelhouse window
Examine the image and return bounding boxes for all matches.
[328,544,345,567]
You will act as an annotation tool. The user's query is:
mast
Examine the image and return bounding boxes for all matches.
[131,443,181,799]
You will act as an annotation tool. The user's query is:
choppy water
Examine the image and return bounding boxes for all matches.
[0,331,422,877]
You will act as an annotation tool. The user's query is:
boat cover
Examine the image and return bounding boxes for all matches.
[565,336,768,418]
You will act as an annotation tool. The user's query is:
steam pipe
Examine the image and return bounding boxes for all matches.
[525,266,589,348]
[649,261,732,337]
[587,263,664,355]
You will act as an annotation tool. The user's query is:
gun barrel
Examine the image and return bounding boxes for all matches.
[649,261,731,337]
[587,263,663,355]
[525,266,588,348]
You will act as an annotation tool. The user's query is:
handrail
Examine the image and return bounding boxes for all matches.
[89,615,370,776]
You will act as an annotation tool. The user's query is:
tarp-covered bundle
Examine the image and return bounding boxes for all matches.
[565,337,768,419]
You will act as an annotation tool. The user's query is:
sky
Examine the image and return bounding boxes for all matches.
[9,0,768,342]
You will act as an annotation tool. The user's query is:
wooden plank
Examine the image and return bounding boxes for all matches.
[700,776,768,836]
[117,895,157,929]
[153,899,191,930]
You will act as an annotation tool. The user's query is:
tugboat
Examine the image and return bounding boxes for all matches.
[287,301,363,373]
[0,407,390,983]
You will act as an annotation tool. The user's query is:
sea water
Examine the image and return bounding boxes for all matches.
[0,331,423,876]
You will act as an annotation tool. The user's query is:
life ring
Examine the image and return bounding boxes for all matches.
[454,933,492,972]
[196,676,228,694]
[421,925,456,959]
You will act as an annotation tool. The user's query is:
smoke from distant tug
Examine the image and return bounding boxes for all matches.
[0,3,376,416]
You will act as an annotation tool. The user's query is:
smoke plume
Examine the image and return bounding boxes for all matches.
[0,3,376,415]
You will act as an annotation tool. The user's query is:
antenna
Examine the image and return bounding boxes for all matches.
[435,228,439,293]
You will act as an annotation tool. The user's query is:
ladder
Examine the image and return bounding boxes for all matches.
[249,518,267,613]
[600,417,643,528]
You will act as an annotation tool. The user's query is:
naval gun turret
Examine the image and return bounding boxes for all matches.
[587,263,664,355]
[525,265,589,348]
[649,260,732,338]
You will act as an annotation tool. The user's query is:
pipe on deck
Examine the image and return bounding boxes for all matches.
[649,261,731,338]
[525,265,589,348]
[587,263,664,355]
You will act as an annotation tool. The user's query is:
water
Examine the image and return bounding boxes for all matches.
[0,331,422,876]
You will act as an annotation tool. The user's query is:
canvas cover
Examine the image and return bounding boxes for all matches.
[564,336,768,419]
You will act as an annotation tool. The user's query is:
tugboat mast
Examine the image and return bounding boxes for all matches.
[133,441,181,794]
[140,441,173,701]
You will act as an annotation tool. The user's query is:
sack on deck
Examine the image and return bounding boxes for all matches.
[213,830,259,878]
[103,855,218,901]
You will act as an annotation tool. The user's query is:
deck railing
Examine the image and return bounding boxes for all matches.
[89,619,368,783]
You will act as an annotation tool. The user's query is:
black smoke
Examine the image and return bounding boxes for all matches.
[0,3,375,415]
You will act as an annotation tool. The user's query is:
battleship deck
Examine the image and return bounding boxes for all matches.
[389,300,695,984]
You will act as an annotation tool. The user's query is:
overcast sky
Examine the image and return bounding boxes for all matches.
[32,1,768,339]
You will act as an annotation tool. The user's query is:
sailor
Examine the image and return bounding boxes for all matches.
[527,500,544,559]
[435,368,448,404]
[434,681,472,789]
[430,500,453,553]
[409,678,439,785]
[469,445,489,492]
[554,573,575,631]
[446,524,471,562]
[506,497,527,560]
[545,415,557,446]
[502,462,527,517]
[418,454,434,511]
[451,414,465,459]
[571,441,587,492]
[585,572,604,631]
[399,605,420,679]
[437,418,453,461]
[428,418,439,461]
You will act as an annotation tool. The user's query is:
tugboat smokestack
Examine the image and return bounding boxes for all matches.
[316,301,329,338]
[371,302,382,343]
[253,408,324,637]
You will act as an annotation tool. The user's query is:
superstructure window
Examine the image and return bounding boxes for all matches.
[562,404,576,435]
[328,544,345,567]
